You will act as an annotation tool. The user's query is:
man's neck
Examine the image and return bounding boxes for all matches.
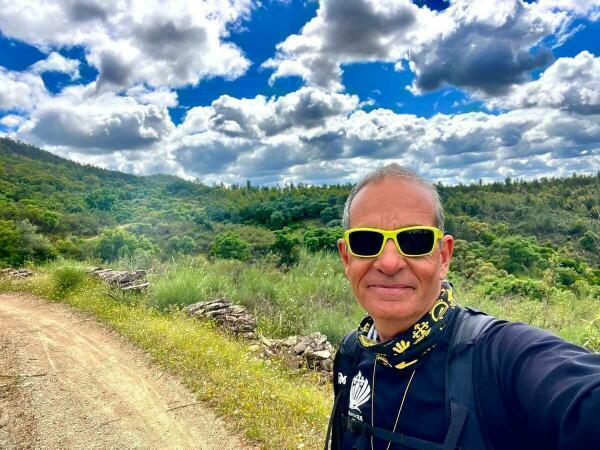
[374,317,417,343]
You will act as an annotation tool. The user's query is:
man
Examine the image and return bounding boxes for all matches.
[326,164,600,450]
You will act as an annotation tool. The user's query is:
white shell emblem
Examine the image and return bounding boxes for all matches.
[349,371,371,411]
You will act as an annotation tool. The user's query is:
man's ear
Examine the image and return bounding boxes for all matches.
[337,238,350,276]
[439,234,454,279]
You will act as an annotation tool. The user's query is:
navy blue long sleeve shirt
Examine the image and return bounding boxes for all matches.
[337,318,600,449]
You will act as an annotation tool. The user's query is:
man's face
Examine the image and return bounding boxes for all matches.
[338,178,453,334]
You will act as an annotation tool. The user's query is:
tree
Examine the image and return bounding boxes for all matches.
[209,231,250,261]
[303,226,343,252]
[0,219,56,266]
[268,210,285,229]
[271,227,300,267]
[85,189,117,211]
[95,227,156,262]
[168,235,197,255]
[320,206,340,224]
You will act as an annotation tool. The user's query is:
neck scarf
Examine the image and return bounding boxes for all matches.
[356,281,458,371]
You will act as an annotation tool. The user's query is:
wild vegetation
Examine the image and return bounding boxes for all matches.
[1,137,599,448]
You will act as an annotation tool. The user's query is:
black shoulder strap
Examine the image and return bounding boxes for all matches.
[325,329,361,450]
[445,307,498,450]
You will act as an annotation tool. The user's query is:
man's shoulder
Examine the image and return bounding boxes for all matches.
[471,313,594,379]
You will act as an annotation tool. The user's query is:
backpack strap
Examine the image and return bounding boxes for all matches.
[325,330,361,450]
[327,307,499,450]
[445,307,498,450]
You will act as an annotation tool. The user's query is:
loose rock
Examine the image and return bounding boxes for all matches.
[87,267,149,292]
[184,298,257,340]
[0,268,34,279]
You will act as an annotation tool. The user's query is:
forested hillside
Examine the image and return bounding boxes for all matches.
[1,137,598,291]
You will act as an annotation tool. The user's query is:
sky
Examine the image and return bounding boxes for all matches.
[0,0,599,186]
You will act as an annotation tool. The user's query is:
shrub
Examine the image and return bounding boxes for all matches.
[209,231,250,261]
[579,231,598,252]
[95,227,157,262]
[0,219,57,266]
[271,227,300,268]
[168,235,197,255]
[303,226,343,252]
[85,188,117,211]
[52,265,86,293]
[480,275,545,301]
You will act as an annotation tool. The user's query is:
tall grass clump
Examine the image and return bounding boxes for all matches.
[147,261,233,311]
[51,264,87,296]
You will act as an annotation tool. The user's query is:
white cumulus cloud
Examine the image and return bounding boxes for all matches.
[486,51,600,114]
[30,52,80,79]
[0,68,49,111]
[0,0,255,89]
[263,0,599,95]
[17,83,175,153]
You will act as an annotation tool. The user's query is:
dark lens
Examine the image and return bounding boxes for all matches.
[397,229,435,255]
[348,230,384,256]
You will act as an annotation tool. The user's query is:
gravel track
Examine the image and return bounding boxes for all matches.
[0,293,252,450]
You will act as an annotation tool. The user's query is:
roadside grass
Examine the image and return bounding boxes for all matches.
[147,250,362,341]
[457,279,599,346]
[0,272,330,450]
[1,253,597,448]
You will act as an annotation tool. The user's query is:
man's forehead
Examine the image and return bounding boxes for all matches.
[349,178,436,225]
[352,178,434,205]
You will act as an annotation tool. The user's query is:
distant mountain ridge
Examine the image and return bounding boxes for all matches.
[0,137,598,280]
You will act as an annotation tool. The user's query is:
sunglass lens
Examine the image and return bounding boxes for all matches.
[397,229,434,255]
[348,230,384,256]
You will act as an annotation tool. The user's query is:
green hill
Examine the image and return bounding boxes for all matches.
[0,137,598,287]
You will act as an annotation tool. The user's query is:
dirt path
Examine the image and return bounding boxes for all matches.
[0,293,252,450]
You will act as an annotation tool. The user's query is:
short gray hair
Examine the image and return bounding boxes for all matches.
[342,163,445,231]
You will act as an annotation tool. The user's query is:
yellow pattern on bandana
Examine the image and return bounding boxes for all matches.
[356,281,457,371]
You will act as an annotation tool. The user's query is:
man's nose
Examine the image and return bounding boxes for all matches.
[373,238,407,274]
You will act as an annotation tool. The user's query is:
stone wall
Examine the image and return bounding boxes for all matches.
[184,298,335,376]
[87,267,149,291]
[183,299,257,340]
[0,268,34,279]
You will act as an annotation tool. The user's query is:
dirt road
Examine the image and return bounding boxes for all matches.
[0,293,251,450]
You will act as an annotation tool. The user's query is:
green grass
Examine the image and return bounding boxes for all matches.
[0,272,330,450]
[51,263,87,296]
[146,251,360,341]
[2,253,598,449]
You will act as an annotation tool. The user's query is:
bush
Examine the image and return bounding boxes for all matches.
[480,275,545,301]
[270,227,300,268]
[209,231,250,261]
[579,231,598,252]
[303,226,343,252]
[95,227,156,262]
[85,189,117,211]
[52,265,86,293]
[0,219,57,266]
[168,235,197,255]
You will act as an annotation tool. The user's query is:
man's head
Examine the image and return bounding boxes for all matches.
[337,164,453,340]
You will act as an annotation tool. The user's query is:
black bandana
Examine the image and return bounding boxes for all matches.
[355,281,457,371]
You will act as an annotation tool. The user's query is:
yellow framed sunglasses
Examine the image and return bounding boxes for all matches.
[343,226,444,258]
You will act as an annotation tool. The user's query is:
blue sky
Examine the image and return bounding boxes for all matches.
[0,0,599,185]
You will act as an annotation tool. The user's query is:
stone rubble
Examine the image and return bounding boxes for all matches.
[0,268,34,279]
[260,332,334,373]
[86,267,149,291]
[183,298,335,375]
[183,298,257,340]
